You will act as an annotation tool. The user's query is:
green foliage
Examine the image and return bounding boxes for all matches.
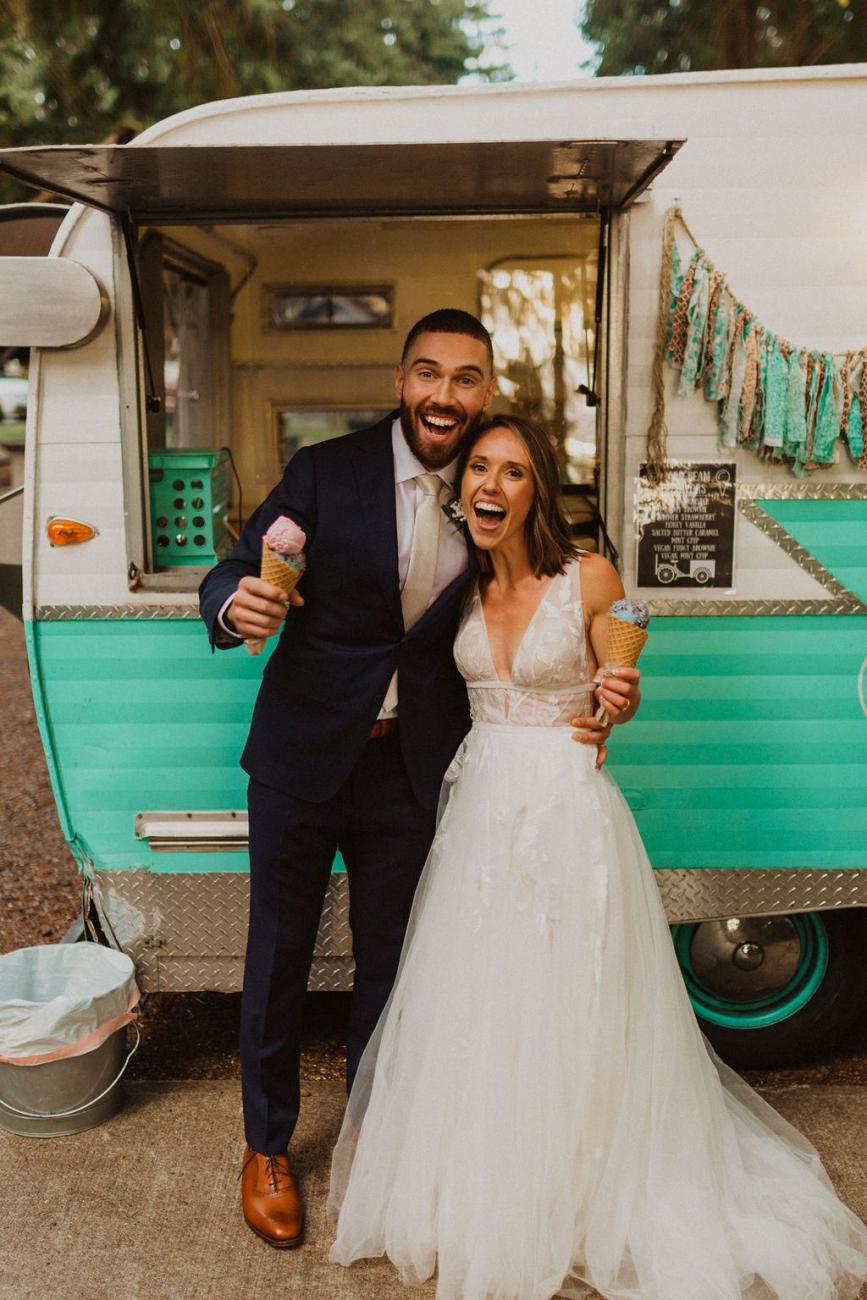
[0,0,507,148]
[581,0,867,76]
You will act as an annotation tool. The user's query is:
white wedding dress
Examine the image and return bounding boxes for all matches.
[328,557,867,1300]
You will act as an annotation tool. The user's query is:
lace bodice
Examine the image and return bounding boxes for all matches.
[454,557,596,726]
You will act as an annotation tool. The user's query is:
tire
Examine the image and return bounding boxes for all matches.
[671,910,867,1069]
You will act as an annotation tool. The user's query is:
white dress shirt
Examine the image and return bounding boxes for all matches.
[218,418,468,717]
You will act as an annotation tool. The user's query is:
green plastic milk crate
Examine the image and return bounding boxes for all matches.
[148,448,231,569]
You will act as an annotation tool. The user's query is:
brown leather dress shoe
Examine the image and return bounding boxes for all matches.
[241,1146,305,1248]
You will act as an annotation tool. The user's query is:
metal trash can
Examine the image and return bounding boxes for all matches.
[0,942,140,1138]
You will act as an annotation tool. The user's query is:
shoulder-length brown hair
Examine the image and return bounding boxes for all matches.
[455,414,579,579]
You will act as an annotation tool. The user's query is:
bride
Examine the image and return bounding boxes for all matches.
[328,414,867,1300]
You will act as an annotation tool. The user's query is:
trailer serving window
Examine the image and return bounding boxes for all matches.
[0,136,681,589]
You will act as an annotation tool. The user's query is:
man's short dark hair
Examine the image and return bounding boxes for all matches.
[401,309,494,369]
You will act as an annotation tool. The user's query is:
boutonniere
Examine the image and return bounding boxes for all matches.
[442,497,467,529]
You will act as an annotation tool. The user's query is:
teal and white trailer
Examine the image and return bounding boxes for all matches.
[1,65,865,1067]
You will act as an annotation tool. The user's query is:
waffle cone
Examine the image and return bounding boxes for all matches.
[260,538,306,595]
[245,539,306,656]
[604,616,648,669]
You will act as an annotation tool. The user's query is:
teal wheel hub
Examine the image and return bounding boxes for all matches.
[672,914,829,1030]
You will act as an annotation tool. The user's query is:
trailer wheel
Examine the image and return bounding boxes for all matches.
[671,910,867,1069]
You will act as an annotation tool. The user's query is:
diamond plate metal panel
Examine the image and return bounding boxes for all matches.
[656,869,867,925]
[34,603,200,620]
[96,869,351,992]
[646,596,864,616]
[737,483,867,501]
[737,500,859,601]
[97,867,867,991]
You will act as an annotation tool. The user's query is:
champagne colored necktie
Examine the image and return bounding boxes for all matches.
[382,473,446,714]
[401,473,447,630]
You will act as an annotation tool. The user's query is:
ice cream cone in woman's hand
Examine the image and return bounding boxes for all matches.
[245,516,307,656]
[595,598,649,725]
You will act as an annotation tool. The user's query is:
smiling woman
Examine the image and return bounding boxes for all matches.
[457,414,578,578]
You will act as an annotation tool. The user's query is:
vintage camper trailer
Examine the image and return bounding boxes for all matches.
[1,65,865,1067]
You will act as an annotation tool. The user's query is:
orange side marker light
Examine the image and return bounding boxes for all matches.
[46,517,99,547]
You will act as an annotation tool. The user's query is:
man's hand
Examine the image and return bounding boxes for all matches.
[570,666,641,770]
[226,576,304,641]
[570,714,613,771]
[595,666,640,724]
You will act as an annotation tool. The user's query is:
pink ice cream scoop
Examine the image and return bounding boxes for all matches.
[264,515,306,555]
[244,516,308,657]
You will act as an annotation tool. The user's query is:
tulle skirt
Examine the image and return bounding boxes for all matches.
[328,722,867,1300]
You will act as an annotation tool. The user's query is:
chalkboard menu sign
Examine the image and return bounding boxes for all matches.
[636,462,736,589]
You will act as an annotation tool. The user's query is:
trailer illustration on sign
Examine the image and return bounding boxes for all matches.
[655,557,716,584]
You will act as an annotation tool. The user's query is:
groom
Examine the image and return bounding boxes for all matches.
[198,309,636,1249]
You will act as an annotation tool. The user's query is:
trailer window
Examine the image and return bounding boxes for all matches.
[275,406,392,466]
[479,256,598,486]
[265,285,392,331]
[163,266,213,447]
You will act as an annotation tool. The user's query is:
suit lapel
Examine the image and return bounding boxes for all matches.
[350,417,403,629]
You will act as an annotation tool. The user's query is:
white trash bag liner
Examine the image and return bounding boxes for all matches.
[0,943,139,1066]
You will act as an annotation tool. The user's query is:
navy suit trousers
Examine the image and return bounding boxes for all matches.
[241,731,437,1154]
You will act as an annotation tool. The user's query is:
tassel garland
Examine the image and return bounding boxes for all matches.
[647,205,867,481]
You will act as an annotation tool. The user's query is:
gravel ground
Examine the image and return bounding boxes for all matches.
[2,601,867,1090]
[0,606,79,952]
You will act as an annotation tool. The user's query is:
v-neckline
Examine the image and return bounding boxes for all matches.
[478,571,560,685]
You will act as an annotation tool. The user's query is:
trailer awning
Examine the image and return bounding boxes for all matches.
[0,139,682,223]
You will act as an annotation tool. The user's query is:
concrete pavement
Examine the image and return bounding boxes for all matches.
[1,1078,866,1300]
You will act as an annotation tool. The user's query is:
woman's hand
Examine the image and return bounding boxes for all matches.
[226,576,304,641]
[570,714,613,770]
[595,666,641,724]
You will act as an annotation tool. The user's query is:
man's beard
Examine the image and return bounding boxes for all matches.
[399,401,485,471]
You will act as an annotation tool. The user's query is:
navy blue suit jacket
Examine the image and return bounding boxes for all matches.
[198,415,474,810]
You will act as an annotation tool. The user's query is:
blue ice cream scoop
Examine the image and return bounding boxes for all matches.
[610,597,650,630]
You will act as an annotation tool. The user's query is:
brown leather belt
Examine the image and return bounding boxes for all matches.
[368,718,398,740]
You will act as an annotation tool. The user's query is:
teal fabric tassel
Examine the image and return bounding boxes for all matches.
[812,354,841,464]
[703,287,732,401]
[783,349,807,461]
[678,257,709,395]
[762,337,787,448]
[720,314,747,446]
[847,369,863,461]
[797,354,821,476]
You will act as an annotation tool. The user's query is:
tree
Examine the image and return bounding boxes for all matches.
[0,0,508,150]
[581,0,867,76]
